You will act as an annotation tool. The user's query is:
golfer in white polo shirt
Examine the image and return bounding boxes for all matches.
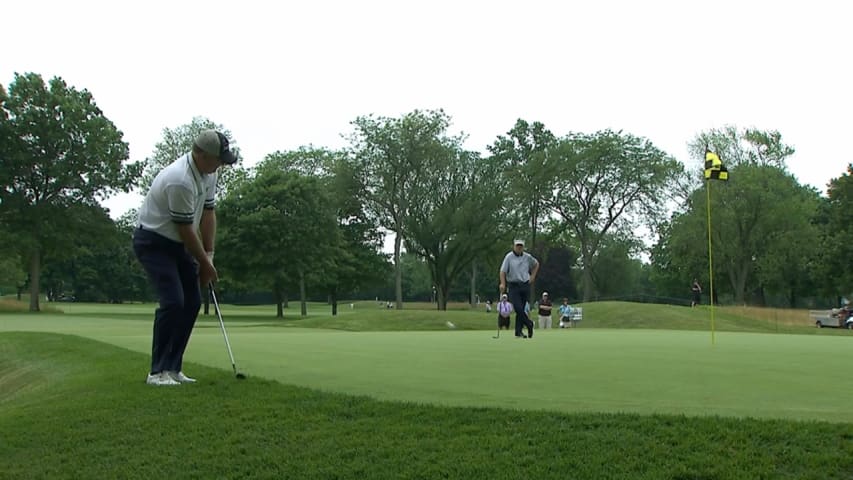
[133,129,237,386]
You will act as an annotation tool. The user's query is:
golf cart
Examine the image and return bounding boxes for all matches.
[809,307,853,329]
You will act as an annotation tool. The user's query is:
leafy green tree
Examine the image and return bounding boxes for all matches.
[546,130,682,302]
[813,165,853,302]
[589,235,646,300]
[0,226,29,301]
[473,243,518,306]
[649,217,704,302]
[400,252,434,301]
[529,242,579,303]
[323,157,389,313]
[488,119,556,250]
[260,148,389,314]
[0,253,26,298]
[0,226,26,297]
[674,166,818,305]
[691,126,795,170]
[349,109,454,309]
[114,209,152,301]
[261,145,337,177]
[404,146,506,310]
[0,72,141,311]
[41,206,150,303]
[687,128,805,304]
[324,216,389,313]
[529,221,583,302]
[217,168,339,318]
[754,221,821,307]
[141,116,245,198]
[654,127,817,306]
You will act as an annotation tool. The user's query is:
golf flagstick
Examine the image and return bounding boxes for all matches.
[209,284,246,379]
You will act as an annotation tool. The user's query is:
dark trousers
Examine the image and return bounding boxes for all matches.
[132,228,201,375]
[508,281,534,337]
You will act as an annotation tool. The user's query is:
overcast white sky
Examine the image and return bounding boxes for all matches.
[3,0,852,220]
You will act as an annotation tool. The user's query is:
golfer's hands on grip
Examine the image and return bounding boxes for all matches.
[201,251,218,286]
[499,282,506,294]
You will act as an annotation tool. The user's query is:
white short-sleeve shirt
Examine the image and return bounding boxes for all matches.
[137,153,217,243]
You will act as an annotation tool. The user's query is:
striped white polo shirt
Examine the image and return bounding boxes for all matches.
[137,153,217,243]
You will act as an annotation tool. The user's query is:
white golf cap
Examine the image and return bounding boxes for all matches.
[513,239,524,246]
[542,292,549,296]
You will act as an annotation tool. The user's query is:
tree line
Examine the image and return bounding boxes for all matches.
[2,72,851,314]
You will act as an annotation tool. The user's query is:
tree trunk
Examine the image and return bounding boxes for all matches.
[530,282,537,307]
[730,261,750,305]
[394,230,403,309]
[274,288,284,318]
[203,289,210,315]
[581,257,595,303]
[531,199,538,250]
[470,263,477,307]
[527,200,540,303]
[756,285,766,307]
[437,285,448,311]
[299,273,307,317]
[28,249,41,312]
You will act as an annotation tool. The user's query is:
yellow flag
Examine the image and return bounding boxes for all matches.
[704,150,728,181]
[704,151,721,170]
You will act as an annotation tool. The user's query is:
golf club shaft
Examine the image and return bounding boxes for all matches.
[210,286,238,374]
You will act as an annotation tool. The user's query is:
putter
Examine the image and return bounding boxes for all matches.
[209,285,246,379]
[493,326,500,339]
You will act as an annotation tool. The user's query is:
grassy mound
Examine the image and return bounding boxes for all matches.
[2,332,852,479]
[237,300,836,335]
[51,300,838,336]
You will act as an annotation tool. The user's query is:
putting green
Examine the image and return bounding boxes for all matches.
[2,313,852,422]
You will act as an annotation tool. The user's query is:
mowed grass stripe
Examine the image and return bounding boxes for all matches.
[183,328,853,422]
[2,332,853,480]
[3,311,853,422]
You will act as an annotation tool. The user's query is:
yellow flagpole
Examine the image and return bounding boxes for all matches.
[706,177,716,345]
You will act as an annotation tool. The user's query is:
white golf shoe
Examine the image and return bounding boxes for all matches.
[146,372,180,386]
[168,371,197,383]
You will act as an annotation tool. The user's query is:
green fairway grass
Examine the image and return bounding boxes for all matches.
[2,332,853,479]
[2,302,852,423]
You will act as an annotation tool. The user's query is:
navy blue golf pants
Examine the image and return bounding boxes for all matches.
[508,281,534,338]
[133,227,201,375]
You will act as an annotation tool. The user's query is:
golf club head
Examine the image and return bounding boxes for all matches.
[235,372,247,379]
